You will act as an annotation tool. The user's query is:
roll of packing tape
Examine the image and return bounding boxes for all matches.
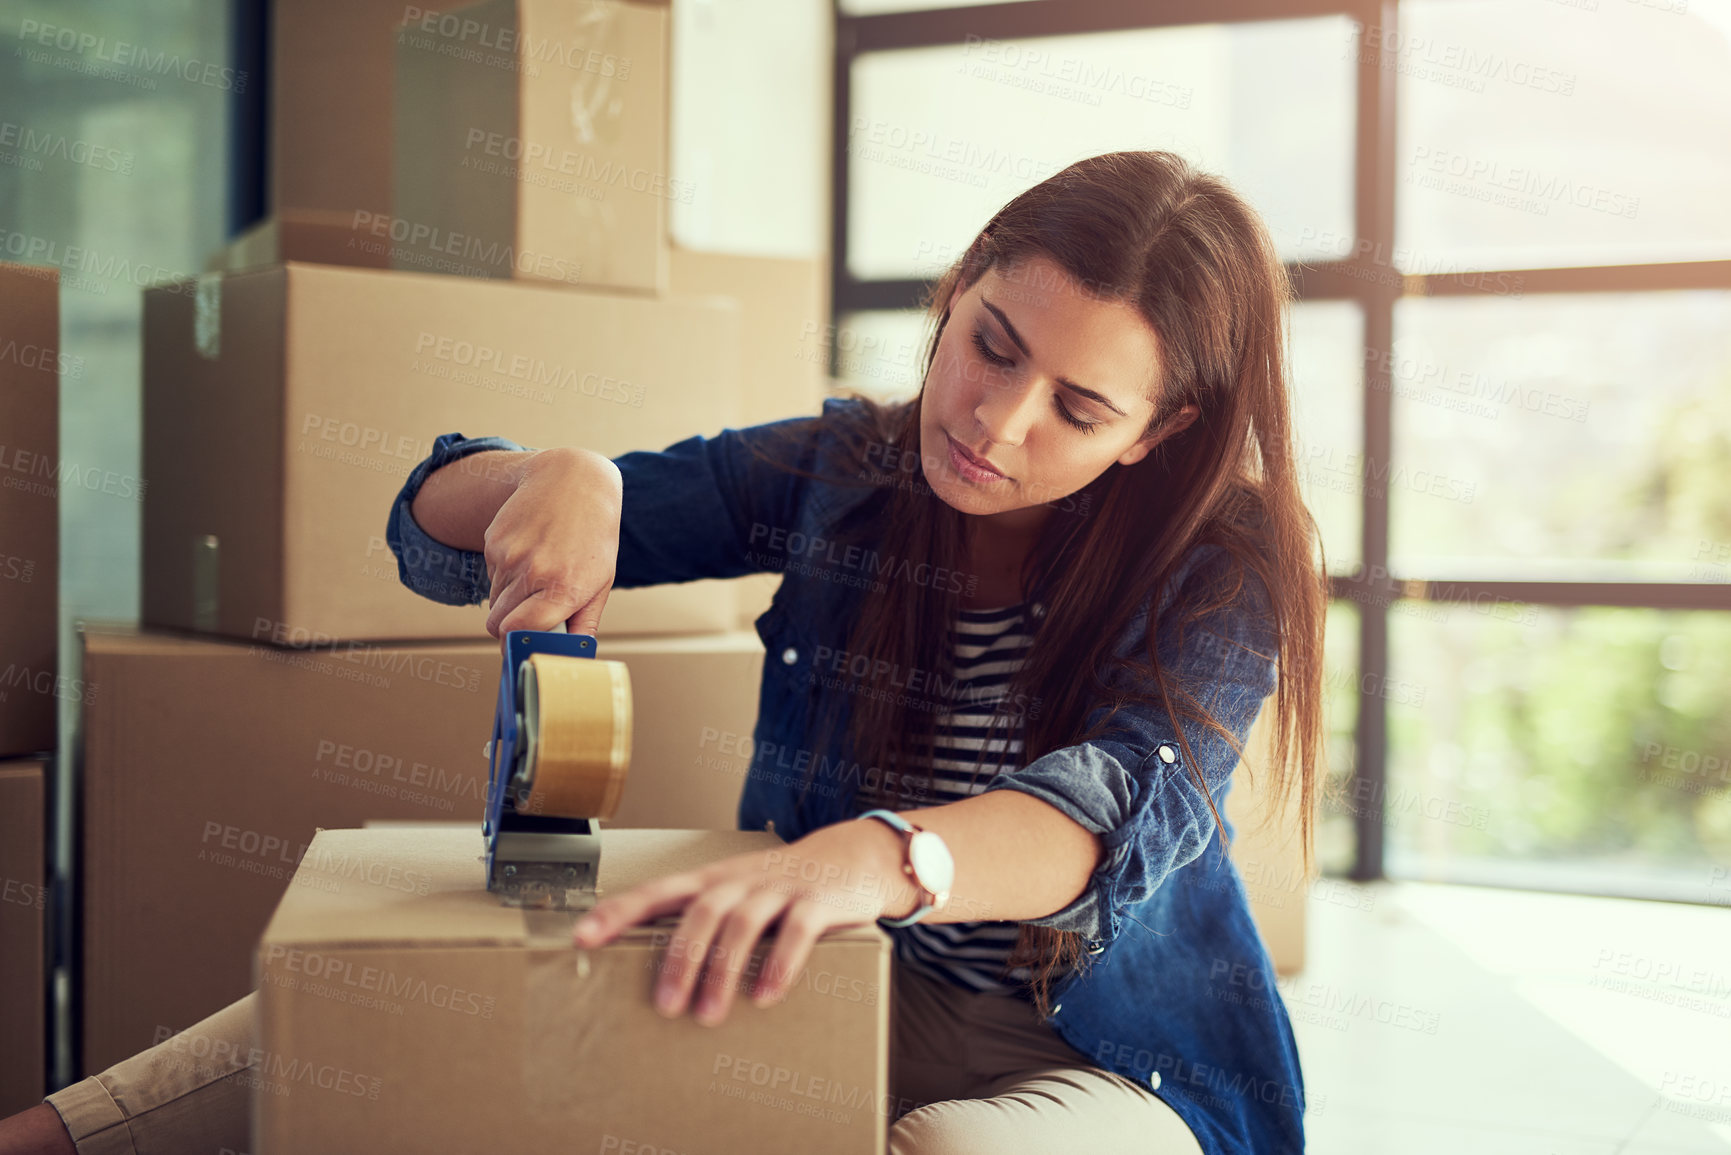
[518,653,632,820]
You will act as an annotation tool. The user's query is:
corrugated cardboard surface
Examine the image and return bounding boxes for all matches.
[78,624,766,1075]
[202,211,394,275]
[666,246,826,431]
[395,0,670,292]
[0,263,59,756]
[0,758,47,1114]
[601,632,765,831]
[185,241,821,634]
[272,0,409,220]
[141,261,741,643]
[256,827,887,1155]
[666,246,826,629]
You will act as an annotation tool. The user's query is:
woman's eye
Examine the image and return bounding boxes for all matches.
[971,326,1100,434]
[970,328,1012,366]
[1054,397,1099,434]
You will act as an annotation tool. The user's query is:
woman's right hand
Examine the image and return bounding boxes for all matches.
[481,447,623,639]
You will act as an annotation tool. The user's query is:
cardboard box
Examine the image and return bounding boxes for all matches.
[666,246,825,628]
[394,0,672,293]
[141,261,741,643]
[0,758,47,1114]
[1224,706,1308,975]
[271,0,412,223]
[255,826,888,1155]
[0,263,59,756]
[78,624,766,1074]
[601,631,763,831]
[203,211,394,275]
[667,246,826,429]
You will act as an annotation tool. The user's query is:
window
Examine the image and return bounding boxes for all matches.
[831,0,1731,898]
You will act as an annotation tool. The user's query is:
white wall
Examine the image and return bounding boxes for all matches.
[669,0,832,258]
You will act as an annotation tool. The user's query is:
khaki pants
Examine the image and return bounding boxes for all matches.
[47,963,1202,1155]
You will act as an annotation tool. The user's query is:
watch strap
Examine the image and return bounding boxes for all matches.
[857,809,935,927]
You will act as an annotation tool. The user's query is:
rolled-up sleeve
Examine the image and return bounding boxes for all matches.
[385,431,528,606]
[980,544,1279,941]
[385,404,840,608]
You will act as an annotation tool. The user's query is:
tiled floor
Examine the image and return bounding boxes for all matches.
[1293,881,1731,1153]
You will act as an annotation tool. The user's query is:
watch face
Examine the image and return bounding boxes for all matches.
[907,831,955,894]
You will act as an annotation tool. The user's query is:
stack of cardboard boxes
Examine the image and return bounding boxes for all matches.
[0,264,58,1115]
[84,0,853,1112]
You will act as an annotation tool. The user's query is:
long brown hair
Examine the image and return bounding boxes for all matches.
[757,151,1326,1016]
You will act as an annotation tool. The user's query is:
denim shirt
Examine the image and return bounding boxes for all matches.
[384,398,1308,1154]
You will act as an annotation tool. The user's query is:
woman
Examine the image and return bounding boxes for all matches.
[1,150,1325,1154]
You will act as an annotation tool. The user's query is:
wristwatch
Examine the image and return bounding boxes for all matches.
[857,809,954,927]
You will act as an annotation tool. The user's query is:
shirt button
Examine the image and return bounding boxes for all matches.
[1085,939,1104,955]
[1148,1070,1162,1090]
[1051,1003,1062,1015]
[1157,744,1177,764]
[781,647,799,666]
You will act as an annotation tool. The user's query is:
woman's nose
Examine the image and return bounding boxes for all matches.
[972,375,1039,448]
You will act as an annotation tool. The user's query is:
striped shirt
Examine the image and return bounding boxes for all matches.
[852,601,1056,998]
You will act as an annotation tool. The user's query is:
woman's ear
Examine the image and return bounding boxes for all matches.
[1117,403,1200,467]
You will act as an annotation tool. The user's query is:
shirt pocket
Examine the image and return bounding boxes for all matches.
[754,589,811,711]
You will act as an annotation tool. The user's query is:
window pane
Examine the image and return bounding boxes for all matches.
[1318,601,1363,877]
[848,18,1355,279]
[1386,606,1731,899]
[1389,291,1731,579]
[1291,300,1365,576]
[1393,0,1731,270]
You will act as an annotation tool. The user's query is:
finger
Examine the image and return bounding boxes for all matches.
[573,873,708,949]
[496,588,580,638]
[654,882,753,1018]
[752,899,831,1008]
[484,572,531,638]
[572,856,740,947]
[484,536,522,606]
[564,584,612,638]
[692,887,792,1027]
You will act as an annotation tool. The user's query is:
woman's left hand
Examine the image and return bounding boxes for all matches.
[570,824,903,1027]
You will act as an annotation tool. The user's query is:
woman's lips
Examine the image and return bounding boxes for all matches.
[946,434,1006,482]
